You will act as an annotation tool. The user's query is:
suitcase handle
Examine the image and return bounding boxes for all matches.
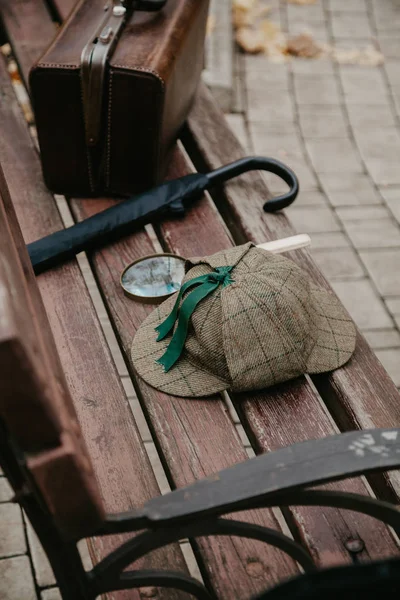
[81,0,167,148]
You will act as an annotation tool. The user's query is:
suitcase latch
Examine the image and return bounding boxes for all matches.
[81,1,167,148]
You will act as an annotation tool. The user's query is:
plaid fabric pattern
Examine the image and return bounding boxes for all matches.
[131,244,356,398]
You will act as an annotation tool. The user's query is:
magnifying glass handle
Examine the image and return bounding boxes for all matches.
[204,156,299,212]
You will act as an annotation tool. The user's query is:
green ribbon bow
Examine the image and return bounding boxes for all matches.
[155,265,234,372]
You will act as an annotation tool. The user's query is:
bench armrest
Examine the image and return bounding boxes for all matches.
[122,429,400,528]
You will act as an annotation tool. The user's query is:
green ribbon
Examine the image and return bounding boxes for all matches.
[155,265,234,372]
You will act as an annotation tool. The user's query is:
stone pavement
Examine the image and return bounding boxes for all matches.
[1,1,400,598]
[226,0,400,388]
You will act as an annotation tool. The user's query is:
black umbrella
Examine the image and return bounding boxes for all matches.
[28,156,299,275]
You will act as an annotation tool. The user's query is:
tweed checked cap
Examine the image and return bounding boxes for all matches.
[131,243,356,398]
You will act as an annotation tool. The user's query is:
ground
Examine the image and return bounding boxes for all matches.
[225,0,400,388]
[1,0,400,597]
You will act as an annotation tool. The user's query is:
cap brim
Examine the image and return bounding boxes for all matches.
[306,284,356,374]
[131,294,229,398]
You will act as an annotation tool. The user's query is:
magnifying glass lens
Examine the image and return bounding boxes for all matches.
[121,254,186,302]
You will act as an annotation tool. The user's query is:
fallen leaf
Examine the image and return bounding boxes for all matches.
[232,0,257,29]
[332,45,384,66]
[261,19,279,41]
[287,33,322,58]
[286,0,318,5]
[236,26,266,54]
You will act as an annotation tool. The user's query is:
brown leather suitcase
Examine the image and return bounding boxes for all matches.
[30,0,209,197]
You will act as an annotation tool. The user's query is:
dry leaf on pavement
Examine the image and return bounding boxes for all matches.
[332,45,384,66]
[232,0,257,29]
[286,0,318,5]
[236,26,266,53]
[287,33,322,58]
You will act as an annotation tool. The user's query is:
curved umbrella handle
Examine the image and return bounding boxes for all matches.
[204,156,299,212]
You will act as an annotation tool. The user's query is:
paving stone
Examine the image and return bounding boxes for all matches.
[339,67,389,105]
[290,164,320,192]
[378,36,400,60]
[331,11,372,39]
[203,0,234,112]
[290,57,335,75]
[372,0,400,32]
[294,74,341,106]
[336,205,391,221]
[386,297,400,316]
[346,104,397,131]
[319,173,382,206]
[0,556,36,600]
[288,207,341,234]
[309,232,350,249]
[375,349,400,386]
[354,127,400,186]
[359,249,400,296]
[306,138,363,174]
[41,589,61,600]
[26,521,55,587]
[247,89,295,123]
[248,118,298,137]
[244,54,288,79]
[379,186,400,223]
[294,190,327,206]
[0,504,26,557]
[0,478,13,503]
[249,131,303,157]
[342,218,400,249]
[312,248,365,279]
[249,130,318,190]
[330,279,392,329]
[286,1,325,24]
[327,0,367,12]
[363,329,400,350]
[225,114,250,151]
[245,66,289,91]
[298,105,348,139]
[385,61,400,87]
[392,86,400,117]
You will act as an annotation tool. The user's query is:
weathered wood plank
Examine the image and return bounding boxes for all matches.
[0,41,187,600]
[71,145,400,575]
[2,2,304,595]
[71,149,301,599]
[0,0,55,85]
[4,0,399,594]
[153,154,400,567]
[0,168,106,538]
[185,83,400,500]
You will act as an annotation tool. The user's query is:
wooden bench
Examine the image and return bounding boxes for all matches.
[0,1,400,598]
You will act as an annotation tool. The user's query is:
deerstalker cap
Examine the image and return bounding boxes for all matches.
[131,243,356,398]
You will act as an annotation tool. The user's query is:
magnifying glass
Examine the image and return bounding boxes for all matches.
[120,234,311,303]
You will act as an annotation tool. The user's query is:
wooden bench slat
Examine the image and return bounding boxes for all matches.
[186,84,400,500]
[2,0,399,596]
[71,148,300,598]
[70,143,400,576]
[0,37,188,600]
[149,153,400,565]
[0,168,106,538]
